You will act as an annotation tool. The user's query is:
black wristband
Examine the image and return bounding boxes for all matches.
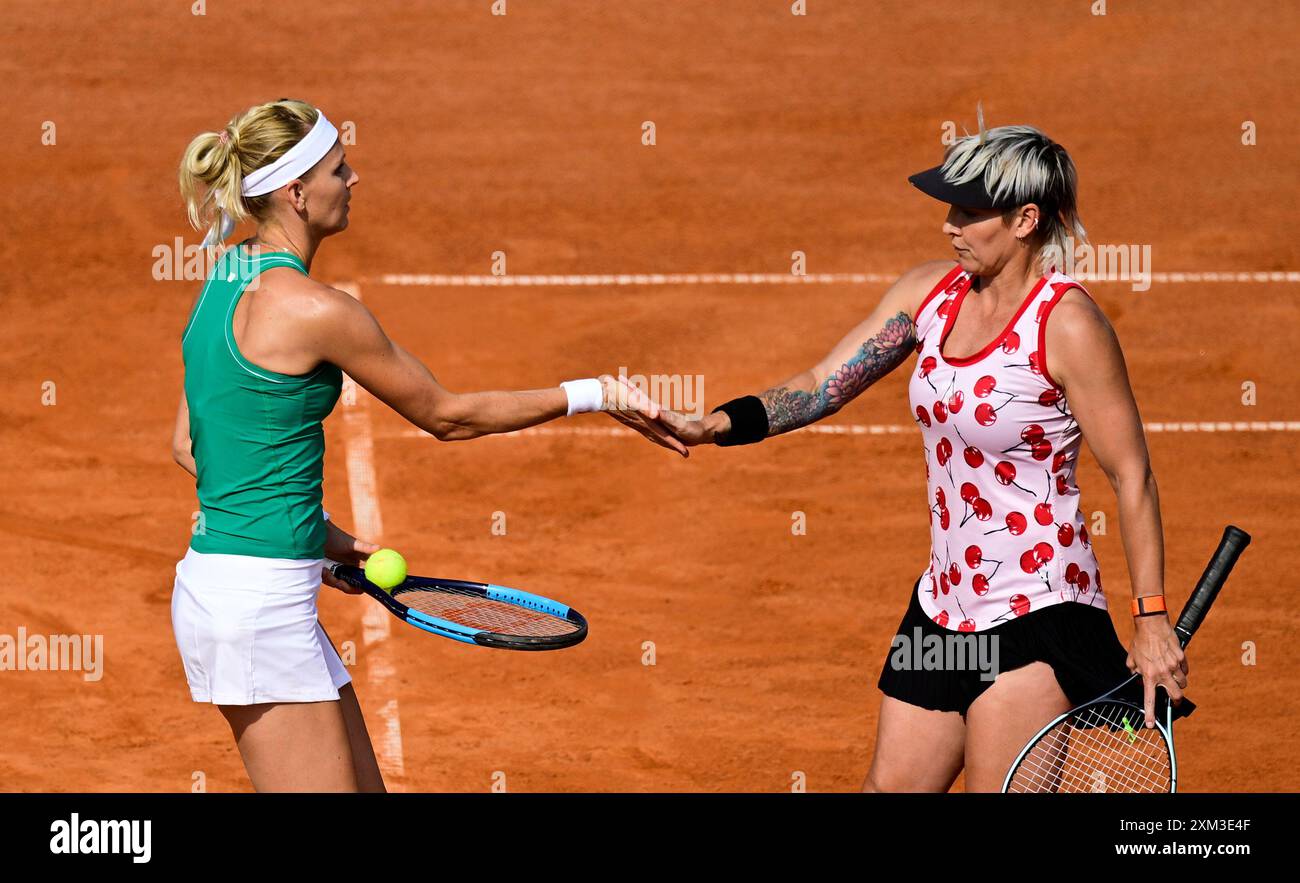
[712,396,769,446]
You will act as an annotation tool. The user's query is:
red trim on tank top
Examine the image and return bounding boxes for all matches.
[938,274,1050,367]
[916,263,965,320]
[1036,281,1095,390]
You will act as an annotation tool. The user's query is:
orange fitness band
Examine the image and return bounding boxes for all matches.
[1131,595,1168,617]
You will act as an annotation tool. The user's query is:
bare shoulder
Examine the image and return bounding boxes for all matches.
[898,259,958,292]
[887,260,959,317]
[1045,287,1125,386]
[1048,287,1115,344]
[258,269,368,325]
[245,271,385,369]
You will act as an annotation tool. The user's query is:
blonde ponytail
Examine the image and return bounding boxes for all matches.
[178,98,320,249]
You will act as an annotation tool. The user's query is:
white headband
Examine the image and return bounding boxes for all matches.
[242,112,339,196]
[202,111,339,247]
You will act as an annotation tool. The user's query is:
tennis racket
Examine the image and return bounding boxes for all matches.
[327,561,588,651]
[1002,524,1250,793]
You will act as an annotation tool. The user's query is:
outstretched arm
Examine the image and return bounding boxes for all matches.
[300,283,683,452]
[660,262,948,445]
[755,307,916,437]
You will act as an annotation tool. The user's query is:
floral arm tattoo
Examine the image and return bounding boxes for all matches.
[759,311,916,436]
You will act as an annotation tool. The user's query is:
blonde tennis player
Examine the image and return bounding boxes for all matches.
[172,98,683,792]
[644,122,1189,792]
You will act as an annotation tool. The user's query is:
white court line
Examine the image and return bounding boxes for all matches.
[366,270,1300,288]
[336,282,406,788]
[369,272,895,287]
[1144,421,1300,433]
[383,420,1300,440]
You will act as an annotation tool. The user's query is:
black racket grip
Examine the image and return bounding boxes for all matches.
[1173,525,1250,648]
[324,560,369,590]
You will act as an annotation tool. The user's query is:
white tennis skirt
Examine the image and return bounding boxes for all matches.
[171,547,352,705]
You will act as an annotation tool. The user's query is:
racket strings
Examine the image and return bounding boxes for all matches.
[1006,701,1172,793]
[394,586,579,637]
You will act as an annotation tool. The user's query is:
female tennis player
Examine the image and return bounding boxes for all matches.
[172,98,682,792]
[646,123,1189,791]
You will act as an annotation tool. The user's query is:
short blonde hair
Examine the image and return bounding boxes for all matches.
[942,123,1087,274]
[178,98,320,247]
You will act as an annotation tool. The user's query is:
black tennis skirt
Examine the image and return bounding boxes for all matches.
[877,577,1195,718]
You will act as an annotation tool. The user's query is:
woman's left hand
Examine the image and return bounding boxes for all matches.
[321,520,381,594]
[1126,614,1188,728]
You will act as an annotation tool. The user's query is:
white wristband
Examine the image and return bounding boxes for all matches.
[560,378,604,416]
[322,509,331,522]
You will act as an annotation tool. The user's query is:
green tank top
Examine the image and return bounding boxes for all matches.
[181,244,342,559]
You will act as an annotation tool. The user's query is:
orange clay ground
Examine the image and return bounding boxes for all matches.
[1,1,1296,791]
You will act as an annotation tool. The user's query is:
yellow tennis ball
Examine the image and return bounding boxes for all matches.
[364,549,407,590]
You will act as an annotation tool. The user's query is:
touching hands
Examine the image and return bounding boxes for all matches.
[594,375,748,456]
[653,409,731,447]
[599,374,690,457]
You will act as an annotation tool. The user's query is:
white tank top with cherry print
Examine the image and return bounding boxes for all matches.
[909,264,1104,632]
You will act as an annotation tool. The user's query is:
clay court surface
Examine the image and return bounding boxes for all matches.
[2,1,1296,791]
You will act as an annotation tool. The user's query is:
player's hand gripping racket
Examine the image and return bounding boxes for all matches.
[1002,525,1250,793]
[326,561,588,651]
